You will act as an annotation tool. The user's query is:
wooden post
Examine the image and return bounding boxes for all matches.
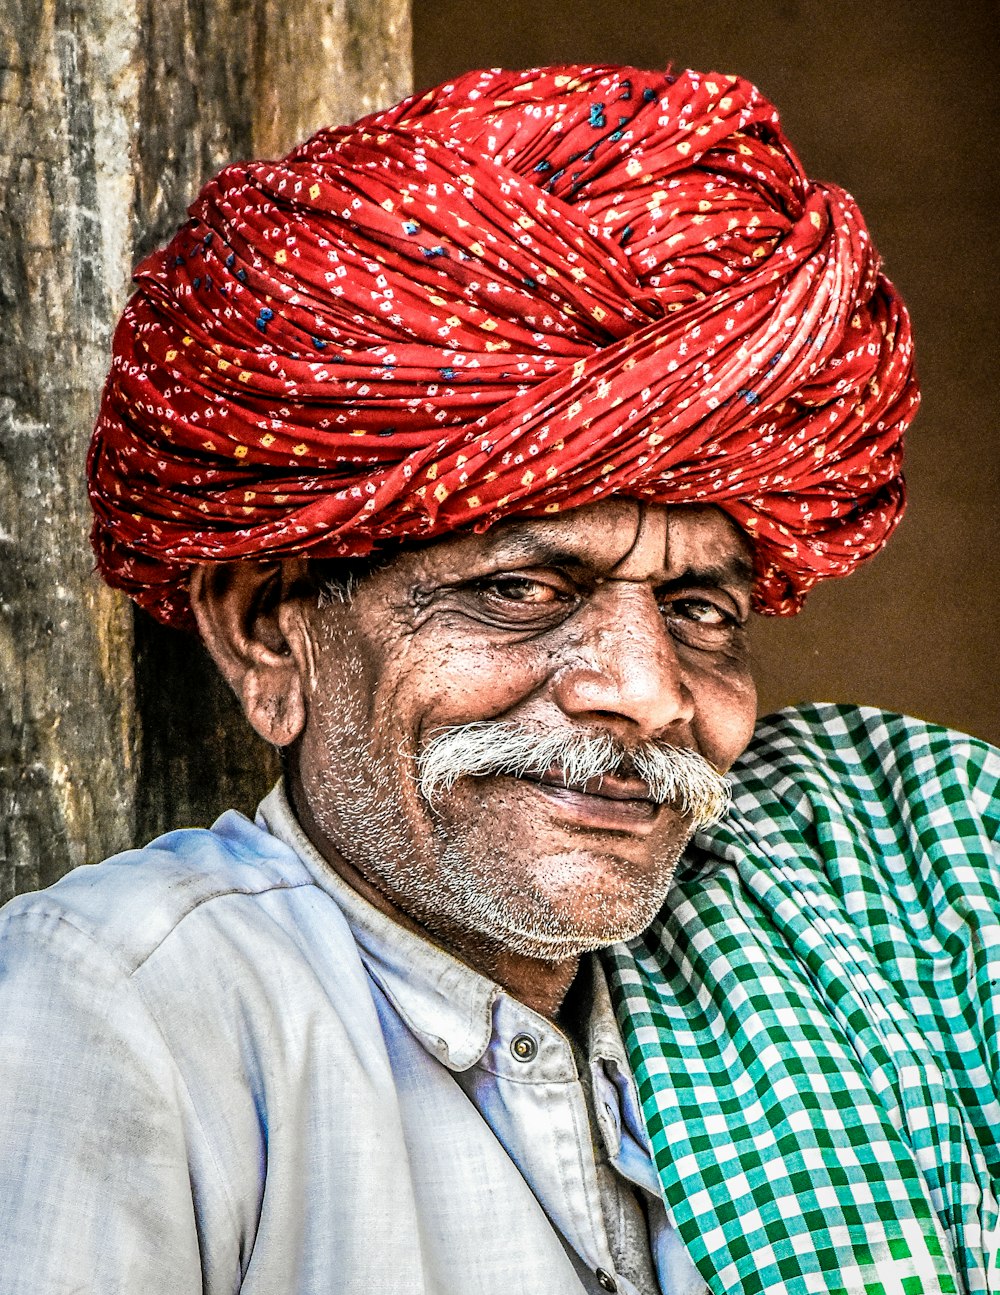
[0,0,412,898]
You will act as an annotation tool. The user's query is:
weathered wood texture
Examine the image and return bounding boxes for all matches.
[1,0,412,897]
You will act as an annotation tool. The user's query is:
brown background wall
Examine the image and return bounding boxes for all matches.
[415,0,999,744]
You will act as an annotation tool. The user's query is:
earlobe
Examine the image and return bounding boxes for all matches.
[189,560,312,747]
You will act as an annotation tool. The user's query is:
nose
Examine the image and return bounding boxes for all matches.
[549,583,695,740]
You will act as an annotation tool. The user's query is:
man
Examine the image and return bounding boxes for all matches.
[0,65,996,1295]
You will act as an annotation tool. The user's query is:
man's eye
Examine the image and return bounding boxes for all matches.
[670,598,729,625]
[660,596,742,647]
[475,576,563,604]
[461,574,578,626]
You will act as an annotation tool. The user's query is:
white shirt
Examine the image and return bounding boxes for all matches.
[0,785,705,1295]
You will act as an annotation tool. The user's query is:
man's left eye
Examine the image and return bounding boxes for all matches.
[669,598,729,625]
[660,596,742,647]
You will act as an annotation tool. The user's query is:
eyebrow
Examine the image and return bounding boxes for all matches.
[475,531,755,590]
[476,529,593,569]
[661,558,755,590]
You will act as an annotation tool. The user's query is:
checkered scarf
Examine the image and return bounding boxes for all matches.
[608,704,999,1294]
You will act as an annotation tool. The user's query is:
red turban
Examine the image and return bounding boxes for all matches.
[89,64,918,628]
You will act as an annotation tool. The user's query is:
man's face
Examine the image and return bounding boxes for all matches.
[292,500,756,969]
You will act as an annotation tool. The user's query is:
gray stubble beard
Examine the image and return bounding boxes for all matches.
[306,634,728,959]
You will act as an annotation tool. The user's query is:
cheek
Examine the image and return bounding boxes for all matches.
[383,638,546,737]
[689,659,757,772]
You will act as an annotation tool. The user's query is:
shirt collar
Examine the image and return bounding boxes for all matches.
[584,954,632,1073]
[256,781,500,1070]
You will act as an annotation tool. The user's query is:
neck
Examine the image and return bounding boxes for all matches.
[288,772,579,1019]
[457,943,580,1020]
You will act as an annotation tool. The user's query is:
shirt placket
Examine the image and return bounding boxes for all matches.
[460,993,644,1295]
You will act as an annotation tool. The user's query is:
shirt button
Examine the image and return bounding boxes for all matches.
[510,1033,538,1062]
[596,1270,617,1292]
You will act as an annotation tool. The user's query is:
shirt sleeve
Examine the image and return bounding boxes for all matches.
[0,903,208,1295]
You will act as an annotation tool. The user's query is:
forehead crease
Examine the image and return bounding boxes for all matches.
[435,504,752,584]
[667,510,753,566]
[472,512,639,567]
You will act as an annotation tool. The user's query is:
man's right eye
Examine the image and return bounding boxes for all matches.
[461,574,579,624]
[475,576,563,603]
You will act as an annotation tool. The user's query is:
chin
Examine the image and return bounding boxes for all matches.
[485,899,667,960]
[423,790,690,958]
[545,849,677,929]
[444,844,681,959]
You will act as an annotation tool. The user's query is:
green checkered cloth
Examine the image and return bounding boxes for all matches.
[606,704,999,1295]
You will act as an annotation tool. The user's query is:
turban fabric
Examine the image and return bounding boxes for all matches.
[88,65,918,628]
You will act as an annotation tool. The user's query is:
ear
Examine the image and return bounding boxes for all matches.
[189,559,317,747]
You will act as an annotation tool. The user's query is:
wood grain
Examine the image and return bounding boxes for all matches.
[1,0,412,894]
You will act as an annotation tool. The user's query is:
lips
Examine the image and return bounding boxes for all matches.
[531,766,655,802]
[513,766,665,832]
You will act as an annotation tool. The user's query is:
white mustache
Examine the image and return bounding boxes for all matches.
[417,721,731,829]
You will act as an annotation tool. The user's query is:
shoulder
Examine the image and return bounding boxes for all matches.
[727,702,999,826]
[687,703,1000,908]
[735,700,997,777]
[0,809,319,976]
[0,813,335,1288]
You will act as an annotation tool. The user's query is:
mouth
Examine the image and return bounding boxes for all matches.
[511,766,669,833]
